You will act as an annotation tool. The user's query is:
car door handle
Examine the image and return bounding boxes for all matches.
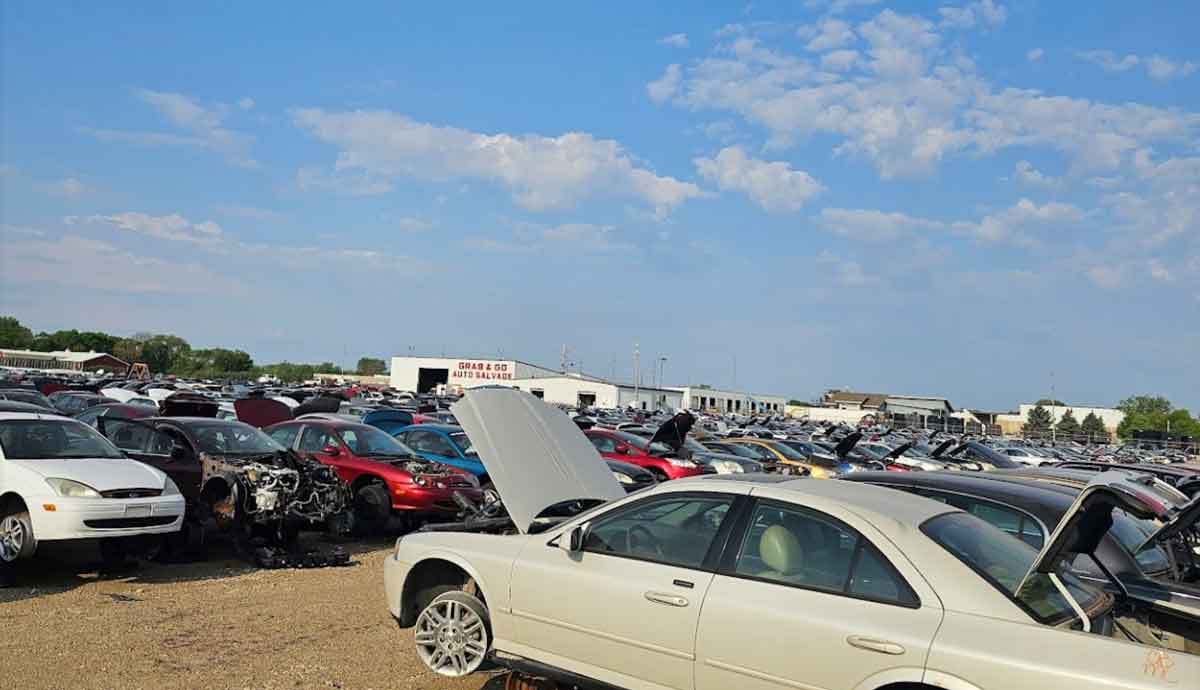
[644,591,689,607]
[846,635,905,656]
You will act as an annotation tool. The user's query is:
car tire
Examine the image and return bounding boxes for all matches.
[353,483,391,535]
[414,590,491,677]
[0,509,36,563]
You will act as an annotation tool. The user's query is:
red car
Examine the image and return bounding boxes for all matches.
[265,419,481,532]
[584,428,716,481]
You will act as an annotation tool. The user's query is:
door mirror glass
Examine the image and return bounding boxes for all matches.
[170,442,189,460]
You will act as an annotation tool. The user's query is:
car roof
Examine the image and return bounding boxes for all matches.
[842,470,1076,516]
[0,411,73,421]
[410,424,461,433]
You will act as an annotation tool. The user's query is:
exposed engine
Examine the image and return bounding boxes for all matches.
[199,452,349,528]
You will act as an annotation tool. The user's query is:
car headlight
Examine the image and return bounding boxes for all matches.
[667,458,697,468]
[612,471,634,484]
[45,477,101,498]
[412,476,429,487]
[162,476,181,496]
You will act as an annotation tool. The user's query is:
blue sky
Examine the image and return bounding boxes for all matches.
[1,1,1197,411]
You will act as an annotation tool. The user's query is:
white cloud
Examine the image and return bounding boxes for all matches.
[1012,160,1059,188]
[647,64,683,104]
[820,49,860,71]
[296,166,393,196]
[799,19,855,52]
[968,198,1085,246]
[214,204,281,220]
[816,208,946,241]
[938,1,1007,29]
[659,33,689,48]
[293,108,702,216]
[1026,48,1044,62]
[659,10,1200,179]
[238,97,256,110]
[816,251,875,286]
[1148,259,1172,282]
[87,90,256,167]
[694,146,824,211]
[1144,55,1198,81]
[465,221,632,253]
[1077,51,1195,81]
[397,216,433,232]
[1086,264,1124,289]
[40,176,89,199]
[1076,50,1140,73]
[3,234,245,296]
[79,212,225,244]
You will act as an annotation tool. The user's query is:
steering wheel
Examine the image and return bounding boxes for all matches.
[627,524,665,559]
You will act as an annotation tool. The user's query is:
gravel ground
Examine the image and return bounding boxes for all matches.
[0,535,523,690]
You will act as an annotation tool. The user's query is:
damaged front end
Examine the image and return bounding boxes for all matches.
[199,450,352,567]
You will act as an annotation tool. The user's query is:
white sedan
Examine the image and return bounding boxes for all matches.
[384,388,1198,690]
[0,412,185,564]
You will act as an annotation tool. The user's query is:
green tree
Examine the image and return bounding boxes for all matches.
[1024,403,1053,435]
[112,338,143,364]
[1081,412,1108,440]
[1036,398,1065,406]
[356,357,387,375]
[142,334,192,373]
[0,316,34,349]
[1056,408,1080,436]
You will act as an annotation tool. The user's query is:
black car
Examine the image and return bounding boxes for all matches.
[944,440,1023,469]
[606,459,657,492]
[47,391,107,415]
[1052,461,1200,498]
[840,470,1198,605]
[0,388,54,411]
[96,416,349,554]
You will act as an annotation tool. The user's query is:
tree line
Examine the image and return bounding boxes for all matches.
[0,316,387,383]
[1023,395,1200,441]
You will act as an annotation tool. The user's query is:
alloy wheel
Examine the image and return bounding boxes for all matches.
[414,596,488,676]
[0,515,25,563]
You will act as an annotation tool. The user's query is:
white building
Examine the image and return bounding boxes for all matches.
[511,374,683,411]
[389,356,559,393]
[667,386,787,415]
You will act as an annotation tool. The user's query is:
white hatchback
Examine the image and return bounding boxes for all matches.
[0,411,185,564]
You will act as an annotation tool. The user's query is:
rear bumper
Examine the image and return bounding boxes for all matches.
[29,495,186,541]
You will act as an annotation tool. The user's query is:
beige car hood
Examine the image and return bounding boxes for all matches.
[451,387,625,533]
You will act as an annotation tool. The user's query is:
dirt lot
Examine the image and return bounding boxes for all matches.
[0,535,522,690]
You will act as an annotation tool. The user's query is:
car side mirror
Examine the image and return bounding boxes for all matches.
[322,445,341,456]
[615,444,630,455]
[170,443,189,460]
[559,523,588,553]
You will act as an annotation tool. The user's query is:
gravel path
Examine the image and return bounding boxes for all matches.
[0,537,513,690]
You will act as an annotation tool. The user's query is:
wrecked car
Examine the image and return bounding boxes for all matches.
[384,388,1199,688]
[98,415,349,561]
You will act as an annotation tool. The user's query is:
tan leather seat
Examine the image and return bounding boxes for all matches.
[759,525,805,581]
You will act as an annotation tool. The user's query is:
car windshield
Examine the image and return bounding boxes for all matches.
[186,421,285,455]
[338,426,416,456]
[922,512,1106,626]
[762,441,806,461]
[450,432,477,455]
[616,431,673,454]
[0,418,126,460]
[711,443,761,459]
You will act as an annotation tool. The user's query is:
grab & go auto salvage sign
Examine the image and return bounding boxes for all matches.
[449,360,515,382]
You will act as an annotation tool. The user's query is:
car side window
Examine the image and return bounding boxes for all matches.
[731,502,918,607]
[589,435,616,453]
[299,427,335,453]
[410,431,455,457]
[582,494,735,570]
[915,490,1044,549]
[267,425,300,450]
[74,407,103,426]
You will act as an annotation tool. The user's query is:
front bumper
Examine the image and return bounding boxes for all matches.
[390,485,484,512]
[383,553,414,623]
[28,494,186,541]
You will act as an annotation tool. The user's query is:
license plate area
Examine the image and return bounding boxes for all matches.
[125,504,152,518]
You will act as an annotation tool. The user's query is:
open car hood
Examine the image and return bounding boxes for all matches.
[452,387,625,533]
[160,392,218,418]
[885,441,915,461]
[362,408,414,433]
[292,396,342,417]
[833,431,863,459]
[234,398,293,428]
[1021,471,1200,590]
[930,439,955,458]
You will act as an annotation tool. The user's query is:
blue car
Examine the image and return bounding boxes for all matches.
[392,424,493,495]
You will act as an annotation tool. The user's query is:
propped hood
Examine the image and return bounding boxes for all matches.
[235,399,293,428]
[930,439,955,458]
[833,431,863,459]
[362,409,414,434]
[160,392,218,418]
[452,387,625,533]
[1021,471,1199,590]
[293,396,342,417]
[885,442,914,461]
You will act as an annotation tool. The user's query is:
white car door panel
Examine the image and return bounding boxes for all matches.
[694,498,943,690]
[927,609,1200,689]
[509,492,742,690]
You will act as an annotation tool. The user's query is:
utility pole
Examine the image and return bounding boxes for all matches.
[1050,370,1056,445]
[633,343,640,410]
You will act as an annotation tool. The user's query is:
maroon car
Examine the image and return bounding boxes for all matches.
[265,419,481,532]
[584,428,715,481]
